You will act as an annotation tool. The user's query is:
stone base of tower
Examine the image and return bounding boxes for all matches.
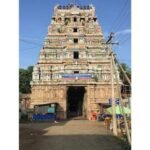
[29,83,120,120]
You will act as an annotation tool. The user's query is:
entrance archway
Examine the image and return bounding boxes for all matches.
[67,86,86,118]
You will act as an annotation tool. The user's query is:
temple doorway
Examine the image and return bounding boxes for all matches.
[67,86,86,118]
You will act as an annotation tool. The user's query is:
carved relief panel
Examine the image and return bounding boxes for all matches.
[89,88,95,98]
[95,88,100,98]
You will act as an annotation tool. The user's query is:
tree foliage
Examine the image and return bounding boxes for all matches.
[19,66,33,93]
[118,63,131,95]
[118,63,131,85]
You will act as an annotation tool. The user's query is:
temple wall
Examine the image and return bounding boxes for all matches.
[30,85,67,119]
[86,85,119,119]
[29,84,120,119]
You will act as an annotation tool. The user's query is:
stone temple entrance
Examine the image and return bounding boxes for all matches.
[67,86,86,118]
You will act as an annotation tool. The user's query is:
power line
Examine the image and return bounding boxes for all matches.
[107,0,131,46]
[109,0,129,32]
[20,38,43,46]
[113,5,131,32]
[114,0,130,31]
[114,16,131,42]
[115,32,131,46]
[19,37,43,41]
[20,46,41,51]
[120,36,131,45]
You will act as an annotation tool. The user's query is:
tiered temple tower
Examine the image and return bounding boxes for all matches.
[30,4,121,119]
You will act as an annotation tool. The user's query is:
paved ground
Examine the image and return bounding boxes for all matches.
[20,120,123,150]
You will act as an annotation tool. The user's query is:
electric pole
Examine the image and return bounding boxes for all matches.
[106,32,131,144]
[106,33,118,136]
[112,54,131,144]
[110,52,118,136]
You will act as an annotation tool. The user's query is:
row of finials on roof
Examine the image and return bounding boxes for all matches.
[57,4,93,10]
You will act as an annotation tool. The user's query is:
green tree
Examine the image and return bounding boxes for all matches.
[118,63,131,85]
[19,66,33,93]
[118,63,131,95]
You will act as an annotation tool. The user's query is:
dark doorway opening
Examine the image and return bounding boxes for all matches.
[74,39,78,44]
[73,51,79,59]
[74,17,77,22]
[74,28,78,32]
[67,86,85,118]
[74,71,79,74]
[74,38,78,44]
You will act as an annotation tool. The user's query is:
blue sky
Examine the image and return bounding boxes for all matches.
[20,0,131,69]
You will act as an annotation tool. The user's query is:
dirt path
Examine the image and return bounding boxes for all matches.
[20,120,123,150]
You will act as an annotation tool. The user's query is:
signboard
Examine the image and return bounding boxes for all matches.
[108,98,120,105]
[48,107,55,113]
[62,74,93,79]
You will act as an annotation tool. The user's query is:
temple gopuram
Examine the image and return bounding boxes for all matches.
[29,4,121,120]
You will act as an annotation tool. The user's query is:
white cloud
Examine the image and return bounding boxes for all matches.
[116,29,131,35]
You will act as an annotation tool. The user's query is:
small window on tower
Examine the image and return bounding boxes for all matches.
[74,71,79,74]
[74,28,78,32]
[74,17,77,22]
[93,18,97,22]
[73,51,79,59]
[52,17,55,21]
[74,39,78,43]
